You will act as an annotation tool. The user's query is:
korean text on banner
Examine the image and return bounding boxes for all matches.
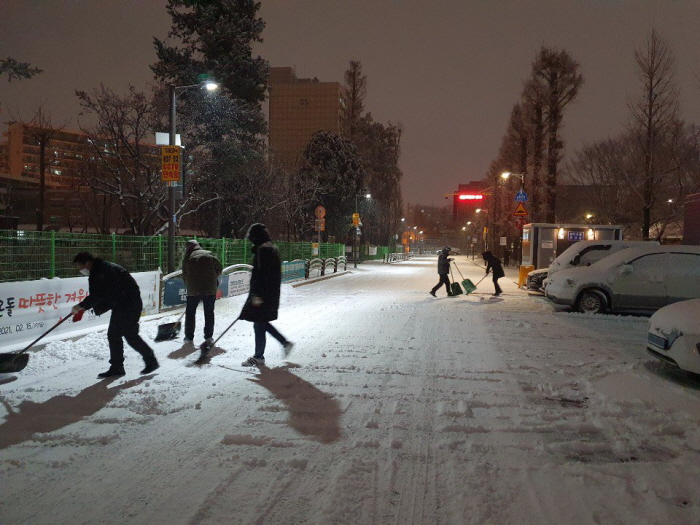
[0,271,160,352]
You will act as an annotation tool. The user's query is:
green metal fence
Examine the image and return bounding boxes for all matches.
[0,229,349,283]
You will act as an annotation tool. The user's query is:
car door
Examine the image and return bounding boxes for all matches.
[665,253,700,304]
[611,253,667,310]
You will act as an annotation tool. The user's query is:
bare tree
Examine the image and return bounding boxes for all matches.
[530,46,584,223]
[522,80,546,221]
[76,85,167,235]
[627,29,681,239]
[343,60,367,139]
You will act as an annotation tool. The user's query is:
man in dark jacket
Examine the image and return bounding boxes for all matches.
[239,223,293,367]
[71,252,159,378]
[430,246,454,297]
[483,250,505,296]
[182,240,223,349]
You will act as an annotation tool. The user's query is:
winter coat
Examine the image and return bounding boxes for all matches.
[437,252,452,275]
[182,248,223,296]
[239,241,282,323]
[78,258,142,315]
[483,251,505,279]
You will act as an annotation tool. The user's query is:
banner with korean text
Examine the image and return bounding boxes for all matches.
[0,272,160,351]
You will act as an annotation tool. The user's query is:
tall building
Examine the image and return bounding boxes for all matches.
[268,67,345,167]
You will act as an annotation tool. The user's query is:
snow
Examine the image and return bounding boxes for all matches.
[1,256,700,524]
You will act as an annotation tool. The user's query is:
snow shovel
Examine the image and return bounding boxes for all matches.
[0,313,73,373]
[155,310,186,342]
[452,262,486,295]
[449,266,464,296]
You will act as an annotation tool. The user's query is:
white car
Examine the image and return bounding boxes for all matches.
[545,245,700,314]
[647,299,700,374]
[526,240,657,292]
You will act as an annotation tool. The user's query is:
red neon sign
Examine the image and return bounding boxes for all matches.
[458,194,483,201]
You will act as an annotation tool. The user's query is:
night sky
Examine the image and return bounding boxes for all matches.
[1,1,699,206]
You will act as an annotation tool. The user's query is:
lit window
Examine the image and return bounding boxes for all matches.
[558,228,565,239]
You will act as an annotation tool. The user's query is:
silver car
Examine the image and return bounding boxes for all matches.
[546,245,700,314]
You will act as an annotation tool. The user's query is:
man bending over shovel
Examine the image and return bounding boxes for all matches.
[71,252,159,378]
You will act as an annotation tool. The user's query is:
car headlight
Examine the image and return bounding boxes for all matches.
[566,278,575,287]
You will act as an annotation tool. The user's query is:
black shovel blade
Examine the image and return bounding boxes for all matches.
[155,321,181,342]
[0,353,29,373]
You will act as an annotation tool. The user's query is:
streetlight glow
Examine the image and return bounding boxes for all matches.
[204,81,219,91]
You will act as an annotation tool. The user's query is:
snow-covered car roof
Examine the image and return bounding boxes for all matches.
[549,240,658,271]
[649,298,700,333]
[551,245,700,282]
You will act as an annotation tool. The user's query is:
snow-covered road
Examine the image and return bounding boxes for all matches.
[1,256,699,524]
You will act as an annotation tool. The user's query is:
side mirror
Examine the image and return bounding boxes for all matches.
[619,264,633,276]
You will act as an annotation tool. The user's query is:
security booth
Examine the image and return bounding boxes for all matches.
[521,223,622,270]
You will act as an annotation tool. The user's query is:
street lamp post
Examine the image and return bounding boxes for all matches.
[353,192,370,268]
[167,80,218,273]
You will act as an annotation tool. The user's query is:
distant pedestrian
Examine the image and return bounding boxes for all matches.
[482,250,505,296]
[71,252,159,378]
[181,240,223,350]
[430,246,454,297]
[240,223,294,367]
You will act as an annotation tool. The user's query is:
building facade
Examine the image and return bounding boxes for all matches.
[268,67,345,168]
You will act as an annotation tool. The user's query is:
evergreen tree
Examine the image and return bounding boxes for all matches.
[151,0,269,237]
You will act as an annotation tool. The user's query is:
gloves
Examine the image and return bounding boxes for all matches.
[72,308,85,322]
[71,305,84,315]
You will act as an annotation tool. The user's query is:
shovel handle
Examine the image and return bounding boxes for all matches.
[19,313,73,354]
[451,261,465,280]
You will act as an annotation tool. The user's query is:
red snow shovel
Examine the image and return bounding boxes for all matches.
[0,313,74,373]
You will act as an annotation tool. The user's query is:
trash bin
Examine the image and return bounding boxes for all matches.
[517,265,535,289]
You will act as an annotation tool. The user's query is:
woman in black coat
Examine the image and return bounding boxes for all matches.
[482,251,505,296]
[240,223,294,366]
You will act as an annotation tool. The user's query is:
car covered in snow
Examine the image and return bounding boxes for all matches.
[526,240,657,292]
[646,298,700,374]
[545,245,700,314]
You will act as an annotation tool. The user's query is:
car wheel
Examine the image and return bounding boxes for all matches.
[576,289,607,314]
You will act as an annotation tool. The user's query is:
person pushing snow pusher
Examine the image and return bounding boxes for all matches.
[237,223,294,367]
[430,246,455,297]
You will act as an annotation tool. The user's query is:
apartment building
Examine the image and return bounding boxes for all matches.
[268,67,345,168]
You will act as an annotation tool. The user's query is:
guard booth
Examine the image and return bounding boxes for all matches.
[521,223,623,270]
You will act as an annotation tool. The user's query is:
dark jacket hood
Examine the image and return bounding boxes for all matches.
[246,223,271,246]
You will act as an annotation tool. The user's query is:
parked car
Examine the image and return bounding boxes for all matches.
[646,299,700,374]
[435,247,460,255]
[545,245,700,314]
[526,240,658,292]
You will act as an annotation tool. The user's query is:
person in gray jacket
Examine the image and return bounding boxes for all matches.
[181,240,223,347]
[430,246,454,297]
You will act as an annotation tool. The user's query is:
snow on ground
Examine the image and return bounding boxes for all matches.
[1,255,699,524]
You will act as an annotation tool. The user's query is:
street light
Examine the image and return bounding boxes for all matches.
[353,192,371,268]
[501,171,525,188]
[167,79,219,273]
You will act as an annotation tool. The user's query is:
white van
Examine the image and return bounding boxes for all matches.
[526,240,658,291]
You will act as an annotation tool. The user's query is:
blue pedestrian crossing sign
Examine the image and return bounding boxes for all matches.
[515,189,528,202]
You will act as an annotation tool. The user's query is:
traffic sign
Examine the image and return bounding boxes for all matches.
[161,146,181,182]
[513,202,529,217]
[315,205,326,219]
[514,189,528,202]
[352,213,360,226]
[315,218,326,231]
[514,217,528,230]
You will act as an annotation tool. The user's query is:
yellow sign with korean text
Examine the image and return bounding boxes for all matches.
[161,146,181,182]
